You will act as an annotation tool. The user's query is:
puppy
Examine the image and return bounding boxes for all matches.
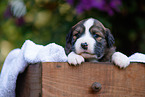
[65,18,130,68]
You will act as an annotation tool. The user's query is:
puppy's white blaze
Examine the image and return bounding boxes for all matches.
[74,18,96,58]
[83,18,94,35]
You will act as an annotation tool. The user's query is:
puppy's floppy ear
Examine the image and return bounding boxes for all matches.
[105,28,115,48]
[65,29,73,55]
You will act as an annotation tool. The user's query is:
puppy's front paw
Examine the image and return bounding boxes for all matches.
[68,52,85,66]
[112,52,130,68]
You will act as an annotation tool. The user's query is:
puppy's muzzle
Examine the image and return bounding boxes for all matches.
[81,42,88,50]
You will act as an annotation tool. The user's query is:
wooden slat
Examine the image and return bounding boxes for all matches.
[16,63,42,97]
[42,62,145,97]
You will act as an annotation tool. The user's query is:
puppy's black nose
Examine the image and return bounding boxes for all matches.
[81,42,88,50]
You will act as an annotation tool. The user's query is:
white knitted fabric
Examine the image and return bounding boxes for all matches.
[0,40,67,97]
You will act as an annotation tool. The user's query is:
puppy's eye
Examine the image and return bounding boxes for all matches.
[92,31,100,38]
[73,30,80,37]
[93,34,100,38]
[92,32,102,41]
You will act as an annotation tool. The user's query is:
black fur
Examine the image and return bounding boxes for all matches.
[94,39,107,59]
[65,29,73,55]
[105,28,115,48]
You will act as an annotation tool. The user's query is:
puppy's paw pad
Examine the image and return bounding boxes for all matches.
[68,52,84,66]
[112,52,130,68]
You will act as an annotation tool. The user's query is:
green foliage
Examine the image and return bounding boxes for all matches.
[0,0,145,68]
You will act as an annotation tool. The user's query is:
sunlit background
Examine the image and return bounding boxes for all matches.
[0,0,145,71]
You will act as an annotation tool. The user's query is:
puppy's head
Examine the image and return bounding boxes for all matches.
[65,18,114,59]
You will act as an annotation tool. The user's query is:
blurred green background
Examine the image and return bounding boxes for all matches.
[0,0,145,71]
